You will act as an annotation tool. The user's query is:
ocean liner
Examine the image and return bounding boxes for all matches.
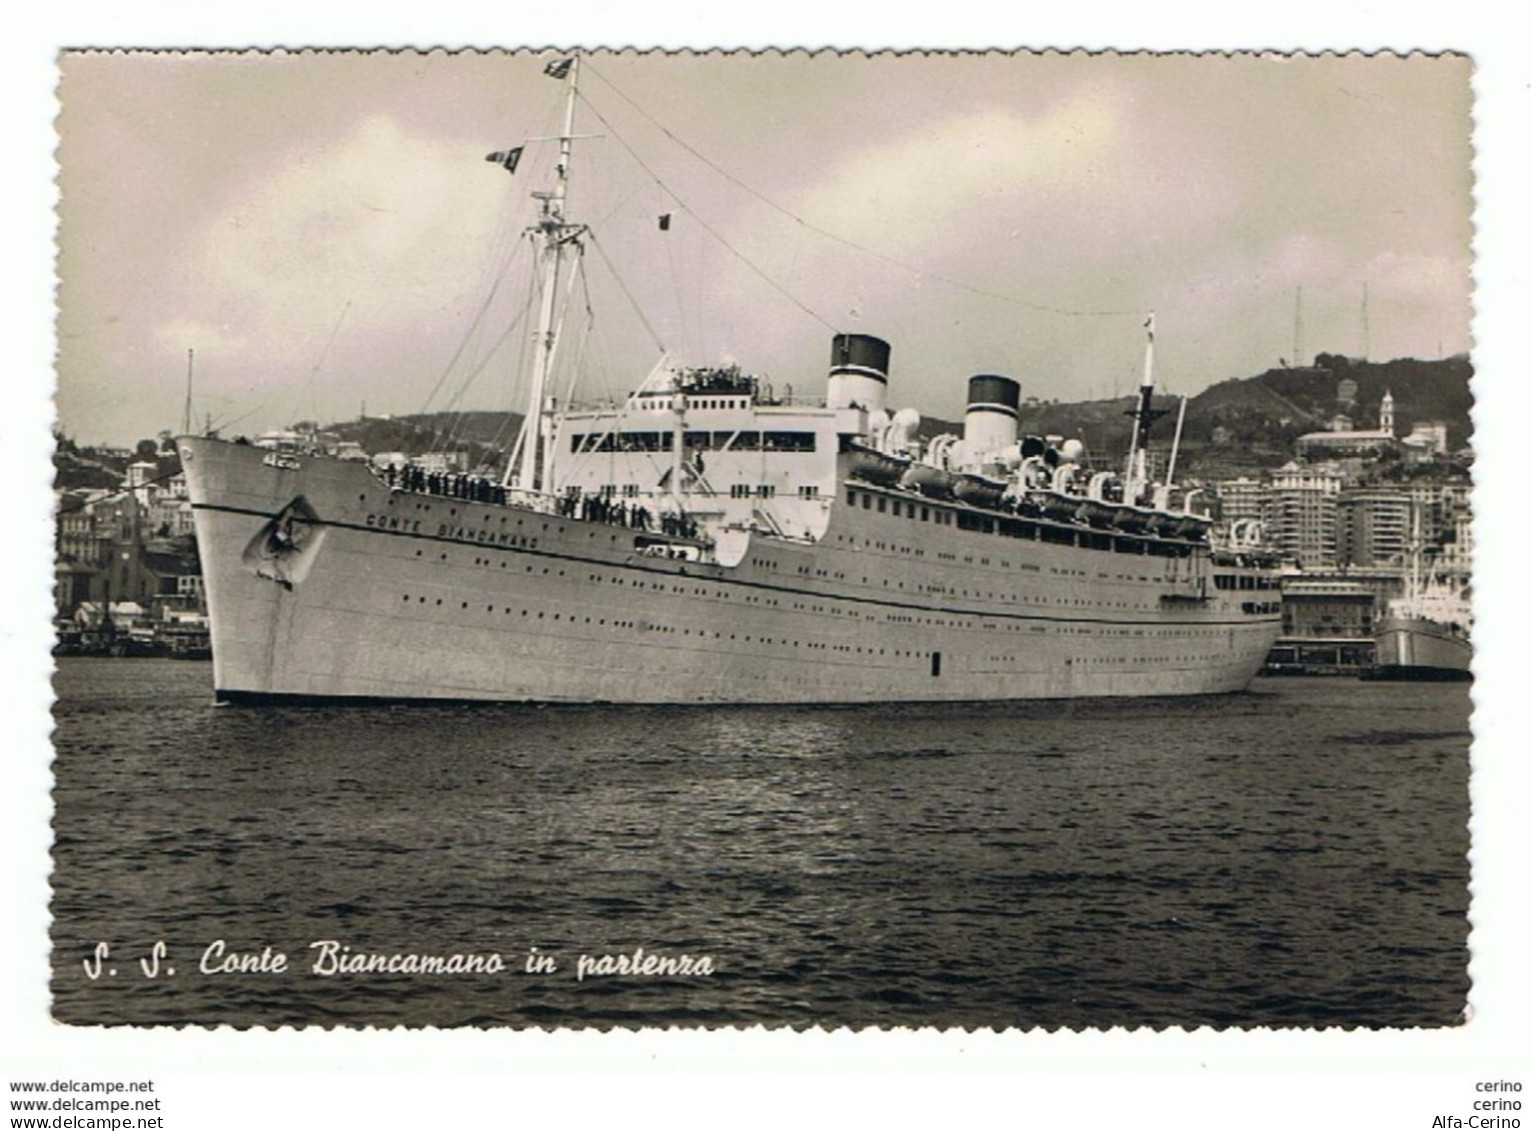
[179,56,1283,704]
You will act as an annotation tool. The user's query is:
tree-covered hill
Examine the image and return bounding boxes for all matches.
[188,352,1469,482]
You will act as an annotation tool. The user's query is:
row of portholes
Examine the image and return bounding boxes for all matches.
[399,545,1216,636]
[392,592,933,658]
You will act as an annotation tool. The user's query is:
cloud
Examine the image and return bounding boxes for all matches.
[152,316,248,358]
[181,115,514,365]
[788,91,1126,263]
[57,52,1473,443]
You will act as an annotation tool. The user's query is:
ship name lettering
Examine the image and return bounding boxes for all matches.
[200,939,289,975]
[365,513,422,533]
[309,940,506,976]
[432,523,535,550]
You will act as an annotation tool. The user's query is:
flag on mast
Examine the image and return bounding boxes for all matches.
[544,58,573,80]
[485,147,524,174]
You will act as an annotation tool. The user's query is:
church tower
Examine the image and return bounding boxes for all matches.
[1379,389,1395,437]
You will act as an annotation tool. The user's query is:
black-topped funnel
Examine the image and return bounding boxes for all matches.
[827,333,892,413]
[963,374,1021,454]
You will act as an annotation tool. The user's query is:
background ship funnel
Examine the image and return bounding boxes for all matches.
[963,374,1021,456]
[826,333,891,415]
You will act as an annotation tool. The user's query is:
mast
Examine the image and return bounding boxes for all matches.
[182,349,194,436]
[513,56,586,494]
[1125,313,1166,504]
[669,388,688,508]
[1165,395,1188,488]
[1408,499,1422,601]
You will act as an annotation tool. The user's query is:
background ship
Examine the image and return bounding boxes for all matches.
[179,56,1283,704]
[1370,508,1472,681]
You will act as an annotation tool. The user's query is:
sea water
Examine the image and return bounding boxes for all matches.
[49,659,1471,1029]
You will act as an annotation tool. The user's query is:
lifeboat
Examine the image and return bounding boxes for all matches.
[1035,491,1080,521]
[952,472,1007,509]
[900,462,959,500]
[1113,506,1156,533]
[1173,514,1213,540]
[844,440,909,486]
[1074,501,1107,526]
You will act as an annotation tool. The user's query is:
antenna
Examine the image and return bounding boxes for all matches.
[182,349,194,436]
[1293,286,1305,368]
[1360,280,1370,361]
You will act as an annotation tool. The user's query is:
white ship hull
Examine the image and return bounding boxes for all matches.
[181,437,1280,704]
[1373,615,1473,681]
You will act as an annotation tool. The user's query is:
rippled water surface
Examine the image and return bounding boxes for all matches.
[50,659,1471,1028]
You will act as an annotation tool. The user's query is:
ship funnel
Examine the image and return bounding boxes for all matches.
[963,375,1021,457]
[827,333,891,416]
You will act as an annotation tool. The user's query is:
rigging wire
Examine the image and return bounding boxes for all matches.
[555,362,683,493]
[558,261,599,411]
[419,232,529,417]
[581,60,1142,320]
[484,259,554,463]
[587,231,668,355]
[544,308,597,492]
[575,262,625,413]
[501,247,546,479]
[427,236,545,462]
[205,402,267,437]
[662,205,692,354]
[574,90,838,334]
[417,88,566,457]
[288,300,352,429]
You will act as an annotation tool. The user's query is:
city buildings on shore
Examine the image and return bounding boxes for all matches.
[1265,464,1344,567]
[1212,382,1471,674]
[53,445,208,655]
[53,363,1472,673]
[1264,578,1379,675]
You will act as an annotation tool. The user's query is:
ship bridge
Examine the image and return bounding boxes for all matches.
[548,380,842,543]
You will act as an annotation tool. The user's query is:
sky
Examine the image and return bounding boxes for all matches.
[55,49,1474,447]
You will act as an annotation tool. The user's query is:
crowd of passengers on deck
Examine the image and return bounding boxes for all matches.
[555,487,701,539]
[382,464,509,503]
[377,463,701,539]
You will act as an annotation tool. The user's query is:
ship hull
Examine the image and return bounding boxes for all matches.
[1370,616,1473,682]
[181,438,1280,704]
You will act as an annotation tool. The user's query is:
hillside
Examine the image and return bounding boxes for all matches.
[1190,353,1473,446]
[327,411,525,464]
[1006,353,1473,479]
[294,353,1471,481]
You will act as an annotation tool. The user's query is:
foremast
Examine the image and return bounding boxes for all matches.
[1124,312,1169,505]
[508,56,587,495]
